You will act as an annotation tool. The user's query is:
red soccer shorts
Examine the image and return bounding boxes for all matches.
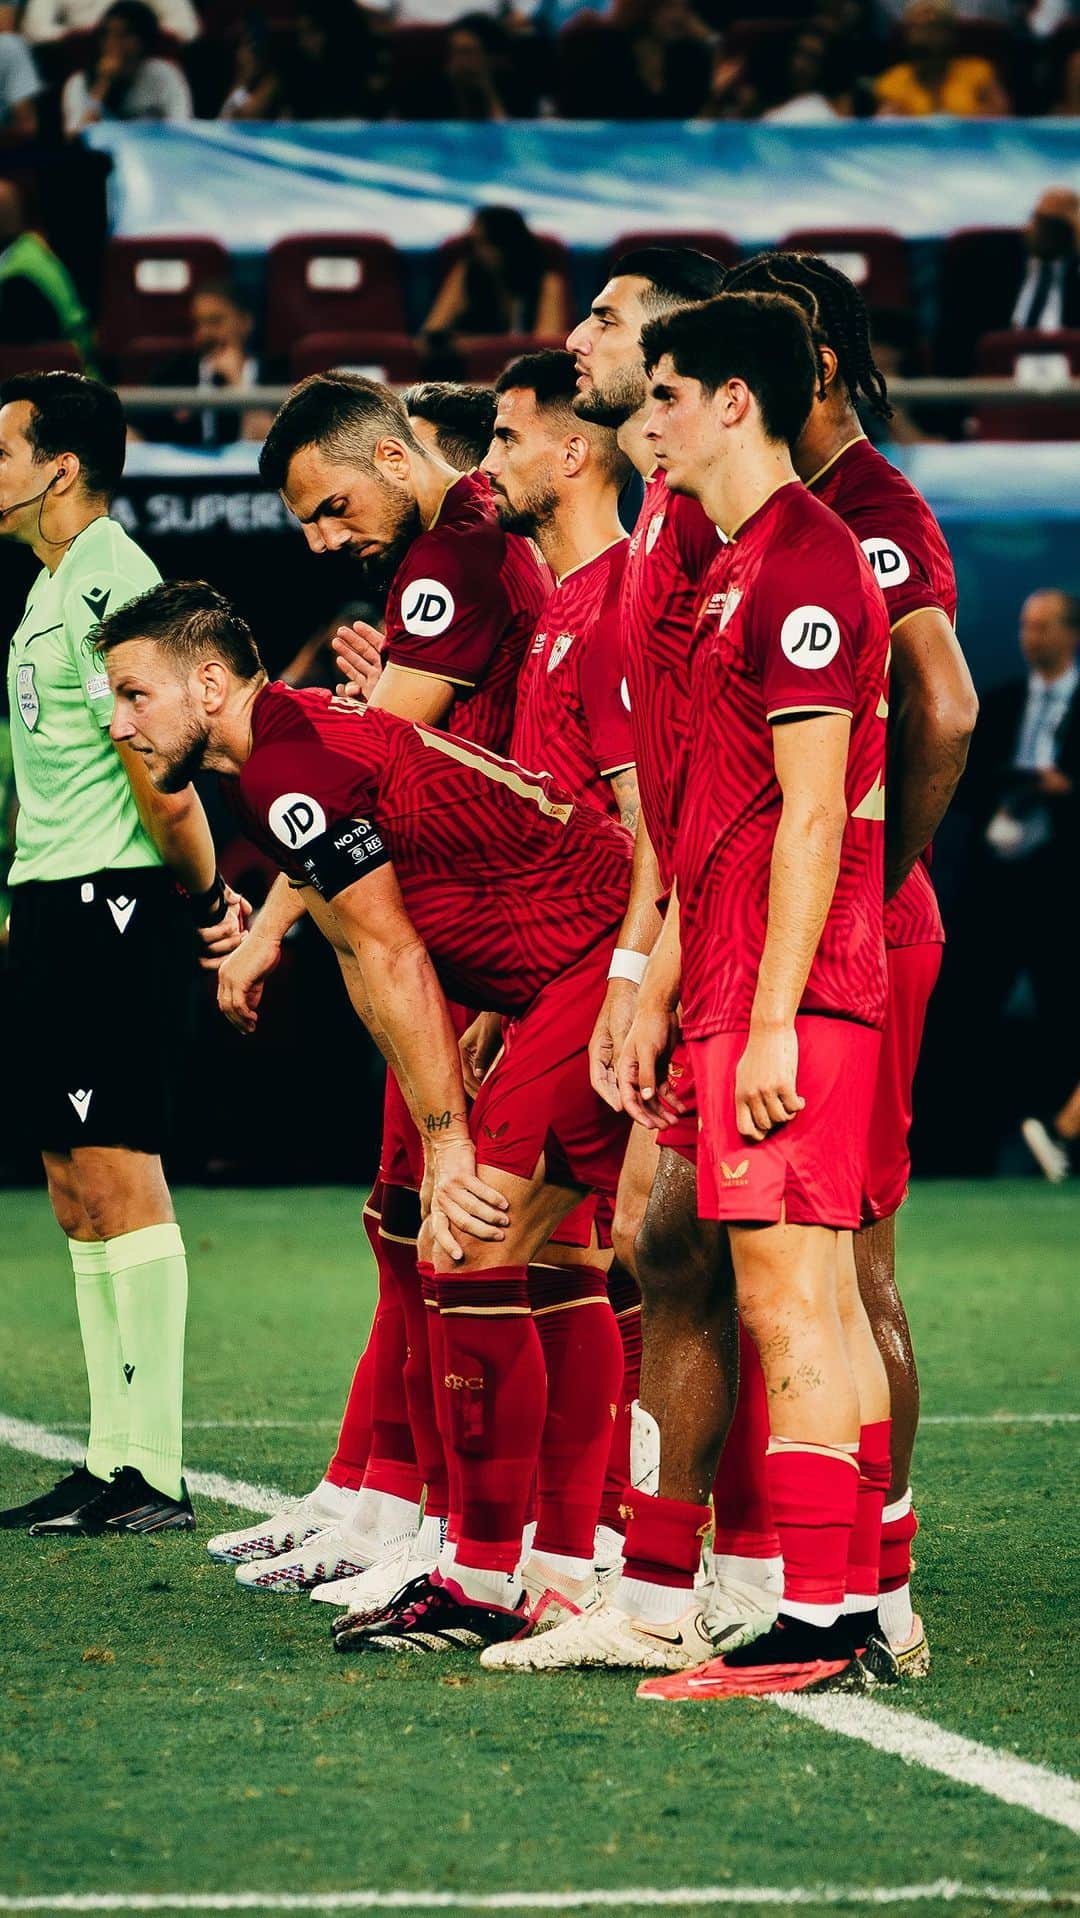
[693,1015,881,1230]
[658,1036,699,1164]
[471,942,630,1198]
[862,942,942,1225]
[548,1191,615,1250]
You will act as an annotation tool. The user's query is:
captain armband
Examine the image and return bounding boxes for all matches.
[296,816,391,900]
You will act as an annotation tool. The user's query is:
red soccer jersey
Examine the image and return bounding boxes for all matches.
[510,538,634,819]
[231,682,632,1017]
[622,473,724,889]
[809,436,958,950]
[676,481,890,1038]
[382,471,551,753]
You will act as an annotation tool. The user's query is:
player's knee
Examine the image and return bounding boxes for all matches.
[610,1189,644,1278]
[636,1212,727,1322]
[45,1164,91,1240]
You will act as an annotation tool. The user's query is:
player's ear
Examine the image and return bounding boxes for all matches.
[818,345,840,396]
[196,659,230,713]
[373,435,412,486]
[721,377,751,427]
[563,432,589,478]
[52,452,79,497]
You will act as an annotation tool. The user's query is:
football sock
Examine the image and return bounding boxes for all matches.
[711,1321,780,1563]
[878,1582,915,1646]
[362,1227,423,1505]
[437,1264,546,1575]
[879,1488,919,1644]
[420,1262,460,1537]
[326,1338,377,1491]
[845,1418,892,1614]
[415,1511,444,1559]
[599,1266,641,1534]
[441,1567,520,1611]
[528,1547,594,1585]
[529,1264,624,1560]
[347,1486,420,1549]
[618,1488,712,1619]
[766,1443,859,1630]
[594,1522,626,1572]
[69,1237,127,1483]
[107,1223,187,1502]
[383,1229,449,1519]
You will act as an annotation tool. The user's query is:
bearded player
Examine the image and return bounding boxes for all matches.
[206,375,550,1597]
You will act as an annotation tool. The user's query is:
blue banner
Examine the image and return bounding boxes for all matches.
[87,120,1080,253]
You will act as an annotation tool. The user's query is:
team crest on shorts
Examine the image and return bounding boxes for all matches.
[547,632,575,672]
[16,663,39,730]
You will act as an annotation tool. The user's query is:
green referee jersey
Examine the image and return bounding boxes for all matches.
[7,515,162,886]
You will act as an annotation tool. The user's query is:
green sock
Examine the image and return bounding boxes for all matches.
[107,1223,188,1502]
[69,1238,128,1483]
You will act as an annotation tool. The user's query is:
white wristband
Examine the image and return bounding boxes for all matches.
[608,947,649,986]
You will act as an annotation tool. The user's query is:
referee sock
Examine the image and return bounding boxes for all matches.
[108,1223,188,1502]
[69,1238,127,1483]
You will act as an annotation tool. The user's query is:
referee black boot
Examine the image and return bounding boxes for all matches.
[29,1466,195,1536]
[0,1464,107,1531]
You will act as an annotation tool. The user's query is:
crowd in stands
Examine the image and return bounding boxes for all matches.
[0,0,1077,132]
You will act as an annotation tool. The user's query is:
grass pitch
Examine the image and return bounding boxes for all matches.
[0,1181,1077,1914]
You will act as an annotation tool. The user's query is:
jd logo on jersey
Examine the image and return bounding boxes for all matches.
[780,605,841,670]
[401,577,456,639]
[82,586,111,620]
[860,537,910,588]
[16,663,39,730]
[268,792,328,848]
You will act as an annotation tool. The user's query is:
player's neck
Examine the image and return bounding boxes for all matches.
[701,440,798,539]
[412,454,464,529]
[203,673,268,775]
[542,490,625,585]
[793,401,864,486]
[32,500,106,573]
[616,406,655,479]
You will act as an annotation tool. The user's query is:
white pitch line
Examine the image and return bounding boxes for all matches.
[0,1414,285,1514]
[0,1886,1075,1912]
[920,1412,1079,1426]
[775,1695,1080,1836]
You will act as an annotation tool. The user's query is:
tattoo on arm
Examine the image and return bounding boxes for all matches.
[610,767,640,837]
[424,1109,467,1134]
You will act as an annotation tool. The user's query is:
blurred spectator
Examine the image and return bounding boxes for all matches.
[421,207,568,345]
[929,588,1080,1172]
[0,179,96,368]
[438,13,511,119]
[282,0,387,119]
[280,600,380,691]
[609,0,715,118]
[862,307,942,443]
[1010,186,1080,328]
[0,28,40,141]
[874,0,1011,115]
[219,16,284,119]
[150,280,275,446]
[761,24,853,119]
[62,0,193,131]
[22,0,199,44]
[403,380,496,470]
[1051,45,1080,114]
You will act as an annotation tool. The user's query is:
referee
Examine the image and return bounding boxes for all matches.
[0,372,242,1536]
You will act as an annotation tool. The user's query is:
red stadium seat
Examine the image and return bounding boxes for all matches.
[98,235,230,361]
[265,236,407,360]
[0,340,85,377]
[607,230,739,273]
[972,329,1080,441]
[461,335,567,383]
[289,331,422,383]
[779,228,911,311]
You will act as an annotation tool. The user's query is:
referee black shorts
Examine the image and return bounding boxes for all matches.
[6,866,193,1155]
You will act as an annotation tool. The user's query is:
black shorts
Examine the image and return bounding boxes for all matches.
[6,866,192,1154]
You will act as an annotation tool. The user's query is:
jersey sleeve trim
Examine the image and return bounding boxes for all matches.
[382,660,477,689]
[767,702,853,723]
[601,758,637,777]
[888,601,951,635]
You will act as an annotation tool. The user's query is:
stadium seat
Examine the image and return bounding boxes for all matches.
[98,235,231,362]
[461,335,568,383]
[289,331,422,383]
[265,236,407,361]
[607,230,740,272]
[779,228,911,311]
[0,340,85,377]
[971,329,1080,441]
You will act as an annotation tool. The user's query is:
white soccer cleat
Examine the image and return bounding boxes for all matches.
[205,1481,355,1564]
[700,1568,781,1653]
[234,1524,373,1593]
[479,1590,713,1672]
[888,1613,931,1680]
[512,1558,600,1639]
[314,1533,431,1610]
[1021,1117,1070,1184]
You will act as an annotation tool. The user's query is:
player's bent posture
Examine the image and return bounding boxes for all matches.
[97,581,637,1657]
[724,251,978,1674]
[207,374,549,1598]
[0,372,243,1538]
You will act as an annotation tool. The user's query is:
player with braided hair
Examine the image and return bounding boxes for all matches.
[718,250,979,1676]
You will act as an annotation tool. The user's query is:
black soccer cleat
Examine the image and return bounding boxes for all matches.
[843,1607,901,1686]
[331,1572,435,1646]
[334,1574,525,1655]
[0,1464,107,1532]
[29,1466,196,1536]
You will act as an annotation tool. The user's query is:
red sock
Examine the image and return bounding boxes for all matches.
[326,1191,383,1490]
[766,1447,859,1619]
[846,1419,892,1604]
[362,1238,423,1504]
[375,1225,448,1518]
[420,1262,458,1535]
[599,1267,641,1535]
[529,1265,624,1561]
[621,1489,712,1590]
[437,1265,546,1575]
[880,1489,919,1593]
[711,1321,780,1559]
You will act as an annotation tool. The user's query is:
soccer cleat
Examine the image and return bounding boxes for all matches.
[636,1614,867,1700]
[29,1467,195,1536]
[332,1571,438,1648]
[479,1590,713,1672]
[700,1566,781,1653]
[1021,1117,1071,1185]
[205,1482,353,1564]
[335,1574,525,1654]
[509,1558,600,1640]
[843,1608,900,1686]
[234,1524,372,1593]
[888,1612,930,1679]
[0,1464,107,1532]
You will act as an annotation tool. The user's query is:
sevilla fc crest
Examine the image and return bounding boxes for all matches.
[547,632,575,672]
[645,511,665,555]
[717,588,743,632]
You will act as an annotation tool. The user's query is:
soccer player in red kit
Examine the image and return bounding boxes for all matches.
[208,375,550,1599]
[98,579,635,1657]
[723,251,978,1674]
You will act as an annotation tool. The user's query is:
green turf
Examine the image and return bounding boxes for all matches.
[0,1182,1077,1914]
